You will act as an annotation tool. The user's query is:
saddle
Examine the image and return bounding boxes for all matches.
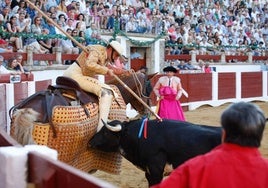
[53,76,98,104]
[9,76,98,137]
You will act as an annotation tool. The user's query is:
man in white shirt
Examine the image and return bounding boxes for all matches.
[0,55,11,74]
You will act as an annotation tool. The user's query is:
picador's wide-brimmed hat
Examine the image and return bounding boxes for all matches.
[163,66,177,73]
[109,40,128,61]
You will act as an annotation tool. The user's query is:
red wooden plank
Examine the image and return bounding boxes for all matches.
[0,73,34,83]
[33,54,56,61]
[218,73,236,99]
[165,54,191,61]
[28,152,116,188]
[196,55,221,61]
[35,80,52,92]
[0,129,21,147]
[187,73,212,102]
[0,53,27,61]
[226,55,248,61]
[14,82,29,104]
[241,72,262,98]
[61,54,79,60]
[253,56,268,60]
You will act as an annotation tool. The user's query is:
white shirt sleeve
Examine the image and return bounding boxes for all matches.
[0,65,11,74]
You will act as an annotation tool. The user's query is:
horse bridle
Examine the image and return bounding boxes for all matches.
[129,70,150,100]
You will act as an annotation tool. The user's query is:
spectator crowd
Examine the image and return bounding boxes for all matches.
[0,0,267,62]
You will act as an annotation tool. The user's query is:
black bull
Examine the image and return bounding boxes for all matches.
[89,119,222,186]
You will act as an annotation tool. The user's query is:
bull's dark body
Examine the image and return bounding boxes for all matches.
[90,119,222,186]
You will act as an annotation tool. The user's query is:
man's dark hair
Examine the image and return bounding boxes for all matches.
[221,102,266,147]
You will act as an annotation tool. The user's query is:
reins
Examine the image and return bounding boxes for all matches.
[129,70,150,99]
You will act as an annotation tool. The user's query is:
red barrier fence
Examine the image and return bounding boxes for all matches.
[149,71,267,111]
[0,53,267,66]
[165,54,268,62]
[0,73,34,83]
[1,71,267,130]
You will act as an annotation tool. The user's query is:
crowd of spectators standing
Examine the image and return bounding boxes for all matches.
[0,0,267,58]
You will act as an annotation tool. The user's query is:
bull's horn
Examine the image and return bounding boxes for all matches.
[102,119,122,132]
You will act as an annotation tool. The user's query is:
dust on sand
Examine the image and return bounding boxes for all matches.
[92,101,268,188]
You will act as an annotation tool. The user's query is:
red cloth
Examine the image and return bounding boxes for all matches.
[0,39,7,45]
[152,143,268,188]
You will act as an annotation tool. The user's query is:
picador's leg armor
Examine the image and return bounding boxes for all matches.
[97,88,113,132]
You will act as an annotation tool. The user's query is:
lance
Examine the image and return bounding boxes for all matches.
[24,0,162,121]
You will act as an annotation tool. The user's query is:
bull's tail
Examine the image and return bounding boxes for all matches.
[12,108,39,146]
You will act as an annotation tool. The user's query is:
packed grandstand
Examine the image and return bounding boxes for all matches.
[0,0,267,57]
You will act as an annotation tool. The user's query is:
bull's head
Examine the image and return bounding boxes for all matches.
[88,119,122,152]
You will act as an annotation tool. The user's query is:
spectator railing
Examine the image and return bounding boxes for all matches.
[165,52,268,63]
[1,50,267,67]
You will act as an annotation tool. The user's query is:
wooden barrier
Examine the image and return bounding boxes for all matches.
[165,54,268,63]
[0,73,34,83]
[35,79,52,92]
[149,71,268,110]
[0,52,267,66]
[28,152,115,188]
[218,73,236,100]
[0,130,115,188]
[241,72,263,98]
[0,129,20,147]
[1,71,268,129]
[0,52,79,63]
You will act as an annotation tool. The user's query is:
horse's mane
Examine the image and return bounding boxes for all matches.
[107,72,150,115]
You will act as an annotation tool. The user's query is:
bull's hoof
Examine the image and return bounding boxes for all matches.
[88,169,98,174]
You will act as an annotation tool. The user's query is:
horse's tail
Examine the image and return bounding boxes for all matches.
[12,108,40,146]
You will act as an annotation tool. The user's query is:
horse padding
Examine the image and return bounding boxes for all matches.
[11,85,127,175]
[108,85,127,120]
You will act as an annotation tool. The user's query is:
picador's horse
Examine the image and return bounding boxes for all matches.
[107,72,154,115]
[9,72,151,174]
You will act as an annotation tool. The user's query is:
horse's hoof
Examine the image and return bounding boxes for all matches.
[88,169,98,174]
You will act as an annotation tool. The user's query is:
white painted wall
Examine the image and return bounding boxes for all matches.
[212,64,262,72]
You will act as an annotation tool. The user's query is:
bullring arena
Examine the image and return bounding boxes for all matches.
[1,0,268,186]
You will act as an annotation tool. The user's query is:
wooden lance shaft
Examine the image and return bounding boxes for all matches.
[24,0,88,52]
[24,0,162,121]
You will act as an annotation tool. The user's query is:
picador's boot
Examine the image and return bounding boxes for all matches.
[97,88,113,132]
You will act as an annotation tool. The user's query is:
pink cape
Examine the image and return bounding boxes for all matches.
[157,86,185,121]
